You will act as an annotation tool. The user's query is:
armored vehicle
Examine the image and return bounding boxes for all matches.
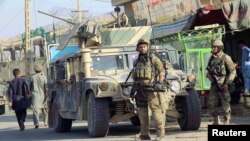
[47,23,201,137]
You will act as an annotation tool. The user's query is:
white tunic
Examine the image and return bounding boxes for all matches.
[30,73,47,108]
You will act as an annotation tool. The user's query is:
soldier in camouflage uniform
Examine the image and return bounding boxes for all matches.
[206,39,236,125]
[131,39,168,141]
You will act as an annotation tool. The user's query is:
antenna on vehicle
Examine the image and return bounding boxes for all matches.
[146,5,157,53]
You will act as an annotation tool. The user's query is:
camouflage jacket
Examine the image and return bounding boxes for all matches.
[207,52,236,85]
[132,53,165,85]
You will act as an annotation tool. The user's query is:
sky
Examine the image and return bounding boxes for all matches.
[0,0,114,38]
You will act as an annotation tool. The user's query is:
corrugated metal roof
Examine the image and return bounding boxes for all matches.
[152,14,195,38]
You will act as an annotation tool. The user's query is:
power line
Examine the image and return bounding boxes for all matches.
[0,7,24,32]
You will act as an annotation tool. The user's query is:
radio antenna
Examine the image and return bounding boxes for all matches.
[147,4,156,52]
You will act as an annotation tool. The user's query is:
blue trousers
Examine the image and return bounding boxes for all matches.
[242,67,250,91]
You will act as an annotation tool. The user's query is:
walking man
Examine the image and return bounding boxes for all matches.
[8,68,30,131]
[238,40,250,96]
[30,64,48,128]
[131,39,168,141]
[206,39,236,125]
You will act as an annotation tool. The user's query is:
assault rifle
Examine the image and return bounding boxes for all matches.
[206,66,224,92]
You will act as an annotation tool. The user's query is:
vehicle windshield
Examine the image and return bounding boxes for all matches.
[127,53,138,69]
[155,51,170,62]
[91,55,124,71]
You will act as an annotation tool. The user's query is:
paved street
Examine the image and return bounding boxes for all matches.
[0,109,250,141]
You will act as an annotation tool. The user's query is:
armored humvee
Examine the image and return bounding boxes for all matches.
[47,23,201,137]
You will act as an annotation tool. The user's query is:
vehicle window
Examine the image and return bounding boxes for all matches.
[49,67,54,79]
[127,53,138,69]
[55,63,66,80]
[92,55,124,71]
[155,52,169,62]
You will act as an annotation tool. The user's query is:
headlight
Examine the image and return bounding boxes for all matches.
[123,86,132,96]
[170,81,181,93]
[99,82,109,91]
[187,74,196,83]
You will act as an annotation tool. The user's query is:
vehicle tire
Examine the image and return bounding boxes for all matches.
[0,105,4,115]
[130,116,140,126]
[48,100,54,128]
[51,98,72,132]
[176,88,201,130]
[88,93,109,137]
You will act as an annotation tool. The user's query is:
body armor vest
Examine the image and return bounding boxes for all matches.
[207,54,227,76]
[134,60,153,80]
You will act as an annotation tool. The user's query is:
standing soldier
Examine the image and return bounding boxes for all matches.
[206,39,236,125]
[30,64,48,128]
[131,39,168,141]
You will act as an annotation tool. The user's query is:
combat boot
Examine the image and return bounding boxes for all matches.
[139,135,151,140]
[212,116,221,125]
[224,115,230,125]
[224,119,230,125]
[135,134,151,141]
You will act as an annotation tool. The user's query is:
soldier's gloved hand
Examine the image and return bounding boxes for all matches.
[130,89,136,98]
[223,84,229,92]
[154,81,166,92]
[206,74,214,82]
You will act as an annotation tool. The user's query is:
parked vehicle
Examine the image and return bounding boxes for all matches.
[47,23,201,137]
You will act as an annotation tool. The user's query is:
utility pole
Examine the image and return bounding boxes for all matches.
[77,0,82,22]
[77,0,91,77]
[25,0,31,76]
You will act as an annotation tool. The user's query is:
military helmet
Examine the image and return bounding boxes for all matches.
[211,39,224,49]
[136,39,149,51]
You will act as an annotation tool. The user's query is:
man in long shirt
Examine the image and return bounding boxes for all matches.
[8,68,30,131]
[30,64,48,128]
[238,40,250,96]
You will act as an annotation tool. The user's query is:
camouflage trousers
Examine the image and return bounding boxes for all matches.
[208,85,231,121]
[137,92,168,137]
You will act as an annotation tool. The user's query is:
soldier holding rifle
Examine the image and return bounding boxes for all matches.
[206,39,236,125]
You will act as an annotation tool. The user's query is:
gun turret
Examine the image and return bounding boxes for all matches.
[38,10,100,50]
[38,11,77,25]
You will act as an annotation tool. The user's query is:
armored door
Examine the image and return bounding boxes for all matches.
[186,49,211,90]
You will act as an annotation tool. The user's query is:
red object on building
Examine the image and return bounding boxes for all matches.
[193,8,227,27]
[203,5,216,11]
